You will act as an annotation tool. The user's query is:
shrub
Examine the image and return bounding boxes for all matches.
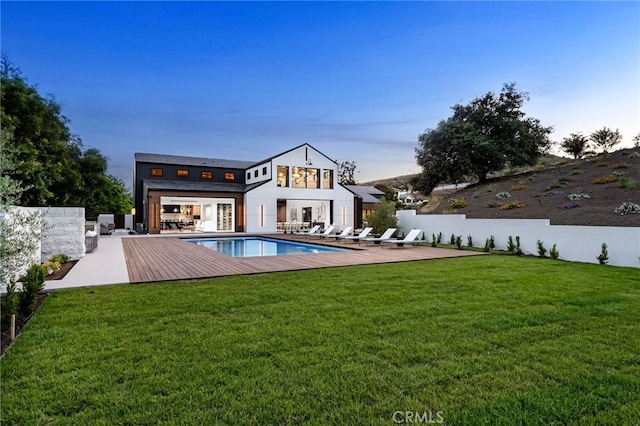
[514,236,524,256]
[483,239,492,252]
[507,236,516,253]
[596,161,610,167]
[527,174,537,182]
[592,176,619,184]
[500,201,525,210]
[536,240,547,258]
[559,203,581,210]
[488,235,495,250]
[567,192,590,201]
[49,253,70,264]
[496,192,511,199]
[1,281,18,333]
[18,263,46,316]
[557,178,571,185]
[619,178,635,190]
[549,244,560,260]
[449,199,468,209]
[455,235,463,250]
[597,243,609,265]
[42,260,61,275]
[512,184,527,191]
[485,201,500,208]
[436,232,443,244]
[431,234,437,247]
[449,234,456,245]
[610,163,629,169]
[467,235,473,248]
[366,200,398,235]
[614,201,640,215]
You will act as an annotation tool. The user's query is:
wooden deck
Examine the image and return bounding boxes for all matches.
[122,234,483,283]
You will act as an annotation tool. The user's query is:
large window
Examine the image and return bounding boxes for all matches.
[292,167,319,188]
[323,170,333,189]
[277,166,289,187]
[225,172,235,180]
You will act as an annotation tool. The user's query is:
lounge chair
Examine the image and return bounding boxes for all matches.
[310,224,335,238]
[293,224,321,236]
[360,228,397,245]
[336,227,373,243]
[320,226,353,240]
[381,229,423,248]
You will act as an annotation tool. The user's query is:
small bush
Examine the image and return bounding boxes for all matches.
[467,235,473,248]
[455,235,463,250]
[1,282,18,333]
[42,260,61,275]
[49,253,70,264]
[614,201,640,215]
[507,236,516,253]
[597,243,609,265]
[496,192,511,199]
[449,234,456,245]
[610,163,629,169]
[431,234,437,247]
[567,192,590,201]
[488,235,495,250]
[549,244,560,260]
[557,178,571,185]
[536,240,547,258]
[592,176,619,184]
[559,203,581,210]
[436,232,443,244]
[449,199,468,209]
[483,239,492,252]
[514,236,523,256]
[18,263,46,316]
[485,201,500,208]
[512,184,527,191]
[619,177,635,190]
[500,201,525,210]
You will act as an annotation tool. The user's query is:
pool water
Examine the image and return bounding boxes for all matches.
[185,237,349,257]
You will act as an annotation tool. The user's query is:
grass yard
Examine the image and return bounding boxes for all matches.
[2,256,639,425]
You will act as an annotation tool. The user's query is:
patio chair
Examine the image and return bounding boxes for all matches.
[310,224,336,238]
[360,228,397,245]
[320,226,353,240]
[336,227,373,243]
[293,224,321,236]
[381,229,423,248]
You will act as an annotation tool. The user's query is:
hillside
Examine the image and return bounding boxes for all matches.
[421,148,640,227]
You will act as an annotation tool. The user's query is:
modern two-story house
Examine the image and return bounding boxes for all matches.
[133,144,356,234]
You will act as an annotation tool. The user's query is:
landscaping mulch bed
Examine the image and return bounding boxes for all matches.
[1,260,77,356]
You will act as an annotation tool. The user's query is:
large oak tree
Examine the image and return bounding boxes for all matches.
[413,83,552,194]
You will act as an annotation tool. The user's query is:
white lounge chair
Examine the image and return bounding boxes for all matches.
[293,224,321,236]
[360,228,397,245]
[320,226,353,240]
[311,224,335,238]
[336,227,373,243]
[381,228,423,248]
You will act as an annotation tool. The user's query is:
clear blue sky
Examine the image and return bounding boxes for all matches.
[2,1,639,187]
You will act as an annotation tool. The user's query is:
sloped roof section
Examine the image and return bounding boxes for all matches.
[344,185,385,203]
[135,153,255,169]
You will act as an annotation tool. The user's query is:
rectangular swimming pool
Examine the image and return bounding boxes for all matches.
[185,237,350,258]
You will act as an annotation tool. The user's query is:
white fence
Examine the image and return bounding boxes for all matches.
[397,210,640,268]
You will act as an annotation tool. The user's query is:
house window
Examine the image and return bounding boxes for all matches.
[291,167,319,189]
[277,166,289,187]
[201,171,212,179]
[254,170,259,178]
[262,166,267,175]
[224,172,235,180]
[322,170,333,189]
[247,172,251,180]
[177,170,188,178]
[150,168,163,177]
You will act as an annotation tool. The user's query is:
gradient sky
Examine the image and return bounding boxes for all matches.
[2,1,639,187]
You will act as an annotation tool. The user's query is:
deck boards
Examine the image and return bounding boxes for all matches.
[122,234,483,283]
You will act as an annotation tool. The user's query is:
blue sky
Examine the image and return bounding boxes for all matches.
[2,1,639,187]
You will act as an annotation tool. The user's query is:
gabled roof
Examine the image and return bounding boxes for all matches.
[344,185,385,203]
[135,153,255,169]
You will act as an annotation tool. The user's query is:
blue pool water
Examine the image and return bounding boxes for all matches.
[185,237,349,257]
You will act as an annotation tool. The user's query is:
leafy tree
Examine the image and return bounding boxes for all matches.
[1,58,131,218]
[414,83,552,194]
[364,199,398,235]
[337,160,357,185]
[374,183,398,203]
[590,127,622,153]
[632,133,640,148]
[561,132,591,159]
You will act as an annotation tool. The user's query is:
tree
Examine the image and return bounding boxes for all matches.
[561,132,591,159]
[414,83,553,194]
[364,199,398,235]
[337,160,357,185]
[632,133,640,148]
[590,127,622,153]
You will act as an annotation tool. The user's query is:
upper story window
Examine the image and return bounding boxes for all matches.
[201,171,213,179]
[177,170,189,178]
[150,168,163,177]
[224,172,235,180]
[262,166,268,175]
[291,167,319,189]
[323,170,333,189]
[277,166,289,187]
[254,170,259,178]
[247,172,251,180]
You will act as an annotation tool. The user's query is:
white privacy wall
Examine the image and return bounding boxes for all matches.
[397,210,640,268]
[41,207,86,262]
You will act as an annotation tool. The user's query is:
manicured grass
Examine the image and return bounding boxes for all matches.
[2,256,639,424]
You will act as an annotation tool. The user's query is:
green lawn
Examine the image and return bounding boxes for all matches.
[2,256,639,425]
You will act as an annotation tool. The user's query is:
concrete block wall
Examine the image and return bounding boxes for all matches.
[40,207,86,262]
[397,210,640,268]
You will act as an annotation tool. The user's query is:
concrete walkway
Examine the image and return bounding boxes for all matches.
[45,229,131,291]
